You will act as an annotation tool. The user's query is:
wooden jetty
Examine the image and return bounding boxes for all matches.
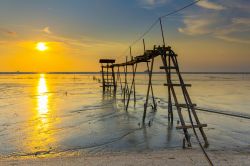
[99,45,209,147]
[99,3,214,165]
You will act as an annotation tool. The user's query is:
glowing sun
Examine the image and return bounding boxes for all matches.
[36,42,48,51]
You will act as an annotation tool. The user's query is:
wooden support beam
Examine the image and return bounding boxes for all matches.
[146,61,157,110]
[143,57,154,124]
[164,83,192,87]
[99,59,115,63]
[176,124,207,130]
[177,104,197,108]
[126,63,137,111]
[101,66,105,92]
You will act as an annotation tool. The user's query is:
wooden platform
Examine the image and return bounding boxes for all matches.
[99,59,116,63]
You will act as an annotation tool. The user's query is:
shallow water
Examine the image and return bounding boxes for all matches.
[0,74,250,157]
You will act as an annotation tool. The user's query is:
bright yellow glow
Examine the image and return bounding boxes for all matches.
[36,42,48,52]
[23,74,55,153]
[37,74,49,115]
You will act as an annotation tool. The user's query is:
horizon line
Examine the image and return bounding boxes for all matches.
[0,71,250,75]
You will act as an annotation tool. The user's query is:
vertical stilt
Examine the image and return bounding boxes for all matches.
[133,66,136,107]
[143,57,154,124]
[123,57,128,105]
[118,67,123,92]
[126,63,137,111]
[146,62,157,110]
[143,39,157,111]
[123,66,126,103]
[112,66,116,93]
[159,18,173,121]
[101,66,105,92]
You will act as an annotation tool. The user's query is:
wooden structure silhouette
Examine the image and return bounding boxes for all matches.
[99,59,116,92]
[99,45,208,147]
[99,3,213,164]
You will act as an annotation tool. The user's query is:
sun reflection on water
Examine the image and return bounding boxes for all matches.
[24,74,55,153]
[38,74,49,116]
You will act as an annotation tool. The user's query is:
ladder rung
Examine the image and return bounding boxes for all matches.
[164,83,191,87]
[176,124,207,130]
[176,104,197,108]
[160,66,176,70]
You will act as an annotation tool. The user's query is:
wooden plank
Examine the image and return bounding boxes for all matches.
[176,124,207,130]
[164,83,192,87]
[99,59,115,63]
[176,104,197,108]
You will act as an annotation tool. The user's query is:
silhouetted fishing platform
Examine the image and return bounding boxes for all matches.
[99,2,214,165]
[99,45,209,148]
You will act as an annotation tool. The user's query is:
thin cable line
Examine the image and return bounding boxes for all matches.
[116,0,202,60]
[160,0,202,19]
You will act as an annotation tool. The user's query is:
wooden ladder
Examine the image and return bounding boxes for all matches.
[159,46,209,147]
[99,59,116,92]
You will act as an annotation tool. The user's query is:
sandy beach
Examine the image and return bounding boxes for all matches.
[0,149,249,166]
[0,74,250,165]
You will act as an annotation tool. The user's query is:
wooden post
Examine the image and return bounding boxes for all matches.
[143,39,157,110]
[133,65,136,107]
[123,65,126,102]
[117,66,123,92]
[159,18,166,46]
[159,17,173,121]
[126,63,137,111]
[143,57,154,124]
[106,63,109,90]
[112,66,116,93]
[101,66,105,92]
[146,62,157,110]
[125,56,128,94]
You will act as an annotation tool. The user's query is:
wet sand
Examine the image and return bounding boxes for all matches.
[1,149,250,166]
[1,74,250,165]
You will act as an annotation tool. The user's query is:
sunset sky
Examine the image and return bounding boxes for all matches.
[0,0,249,72]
